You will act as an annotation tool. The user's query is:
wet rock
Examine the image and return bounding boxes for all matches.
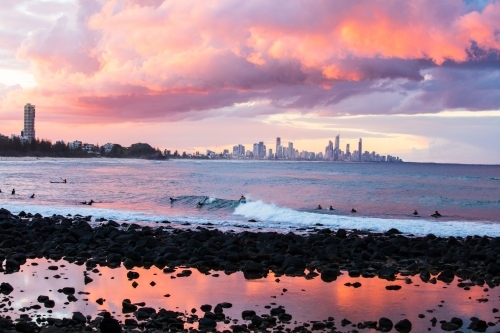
[468,318,488,332]
[124,319,138,327]
[441,322,459,331]
[437,269,455,283]
[385,285,402,291]
[201,304,212,312]
[126,271,140,279]
[419,270,431,282]
[278,313,292,322]
[321,268,339,282]
[96,298,105,305]
[243,262,264,273]
[336,229,347,238]
[242,310,256,319]
[312,322,326,330]
[395,319,412,333]
[15,321,35,333]
[0,282,14,294]
[44,300,55,308]
[122,300,138,312]
[378,317,393,332]
[199,318,217,327]
[61,287,75,294]
[72,311,87,324]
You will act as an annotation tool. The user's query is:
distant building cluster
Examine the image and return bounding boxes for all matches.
[226,136,402,162]
[7,103,402,162]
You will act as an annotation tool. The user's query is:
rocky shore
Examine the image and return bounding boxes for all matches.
[1,207,500,333]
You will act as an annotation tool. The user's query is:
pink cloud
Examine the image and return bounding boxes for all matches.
[1,0,500,123]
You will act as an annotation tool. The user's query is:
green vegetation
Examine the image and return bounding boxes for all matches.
[0,136,165,159]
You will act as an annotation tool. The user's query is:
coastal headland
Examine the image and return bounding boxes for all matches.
[0,207,499,332]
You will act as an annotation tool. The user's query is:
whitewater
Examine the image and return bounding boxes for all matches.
[1,158,500,237]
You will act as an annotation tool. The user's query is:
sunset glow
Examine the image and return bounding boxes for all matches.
[1,0,500,163]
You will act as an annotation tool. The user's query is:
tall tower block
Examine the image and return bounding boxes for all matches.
[24,103,35,140]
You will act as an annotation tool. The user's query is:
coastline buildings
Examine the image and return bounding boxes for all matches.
[227,134,401,162]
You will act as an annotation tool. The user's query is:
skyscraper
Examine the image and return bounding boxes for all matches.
[276,137,281,159]
[23,103,35,141]
[358,138,362,162]
[288,142,293,159]
[334,134,340,161]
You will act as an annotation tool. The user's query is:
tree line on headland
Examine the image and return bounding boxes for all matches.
[0,136,165,159]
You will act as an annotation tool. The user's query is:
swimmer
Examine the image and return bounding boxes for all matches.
[431,210,442,218]
[329,206,334,211]
[30,194,35,198]
[351,208,357,213]
[11,189,15,195]
[413,210,419,215]
[316,205,322,210]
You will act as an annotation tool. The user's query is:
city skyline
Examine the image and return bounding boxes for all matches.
[0,1,499,164]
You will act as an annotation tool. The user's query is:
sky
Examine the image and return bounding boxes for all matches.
[0,0,500,164]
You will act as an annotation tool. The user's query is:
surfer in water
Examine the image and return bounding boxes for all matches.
[329,206,334,211]
[351,208,357,213]
[431,211,442,218]
[169,197,176,203]
[30,194,35,198]
[87,199,95,206]
[413,210,419,215]
[316,204,323,210]
[11,189,15,195]
[239,195,246,203]
[63,179,67,184]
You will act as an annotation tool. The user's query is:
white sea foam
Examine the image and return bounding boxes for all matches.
[233,200,500,237]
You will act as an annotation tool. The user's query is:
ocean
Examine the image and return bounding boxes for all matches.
[1,158,499,237]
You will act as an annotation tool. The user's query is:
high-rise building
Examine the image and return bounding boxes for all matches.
[276,137,281,159]
[358,138,362,162]
[334,134,340,161]
[23,103,35,141]
[288,142,293,159]
[346,143,350,154]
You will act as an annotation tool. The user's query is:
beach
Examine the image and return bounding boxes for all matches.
[1,207,500,332]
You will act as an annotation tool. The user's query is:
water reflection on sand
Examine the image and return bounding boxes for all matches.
[2,259,498,331]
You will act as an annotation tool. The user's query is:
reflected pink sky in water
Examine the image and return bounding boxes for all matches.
[2,259,498,331]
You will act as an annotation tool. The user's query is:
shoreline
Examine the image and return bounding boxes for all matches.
[1,208,500,332]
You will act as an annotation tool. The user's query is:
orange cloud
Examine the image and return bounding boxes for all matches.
[1,0,500,123]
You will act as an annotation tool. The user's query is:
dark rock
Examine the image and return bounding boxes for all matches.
[437,269,455,283]
[243,262,264,273]
[126,271,140,279]
[199,318,217,327]
[378,317,393,332]
[72,312,87,324]
[38,295,50,303]
[441,322,459,331]
[0,282,14,294]
[242,310,256,319]
[395,319,412,333]
[386,285,402,291]
[278,313,292,322]
[336,229,347,238]
[201,304,212,312]
[321,268,339,282]
[61,287,75,294]
[15,322,35,333]
[44,300,55,308]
